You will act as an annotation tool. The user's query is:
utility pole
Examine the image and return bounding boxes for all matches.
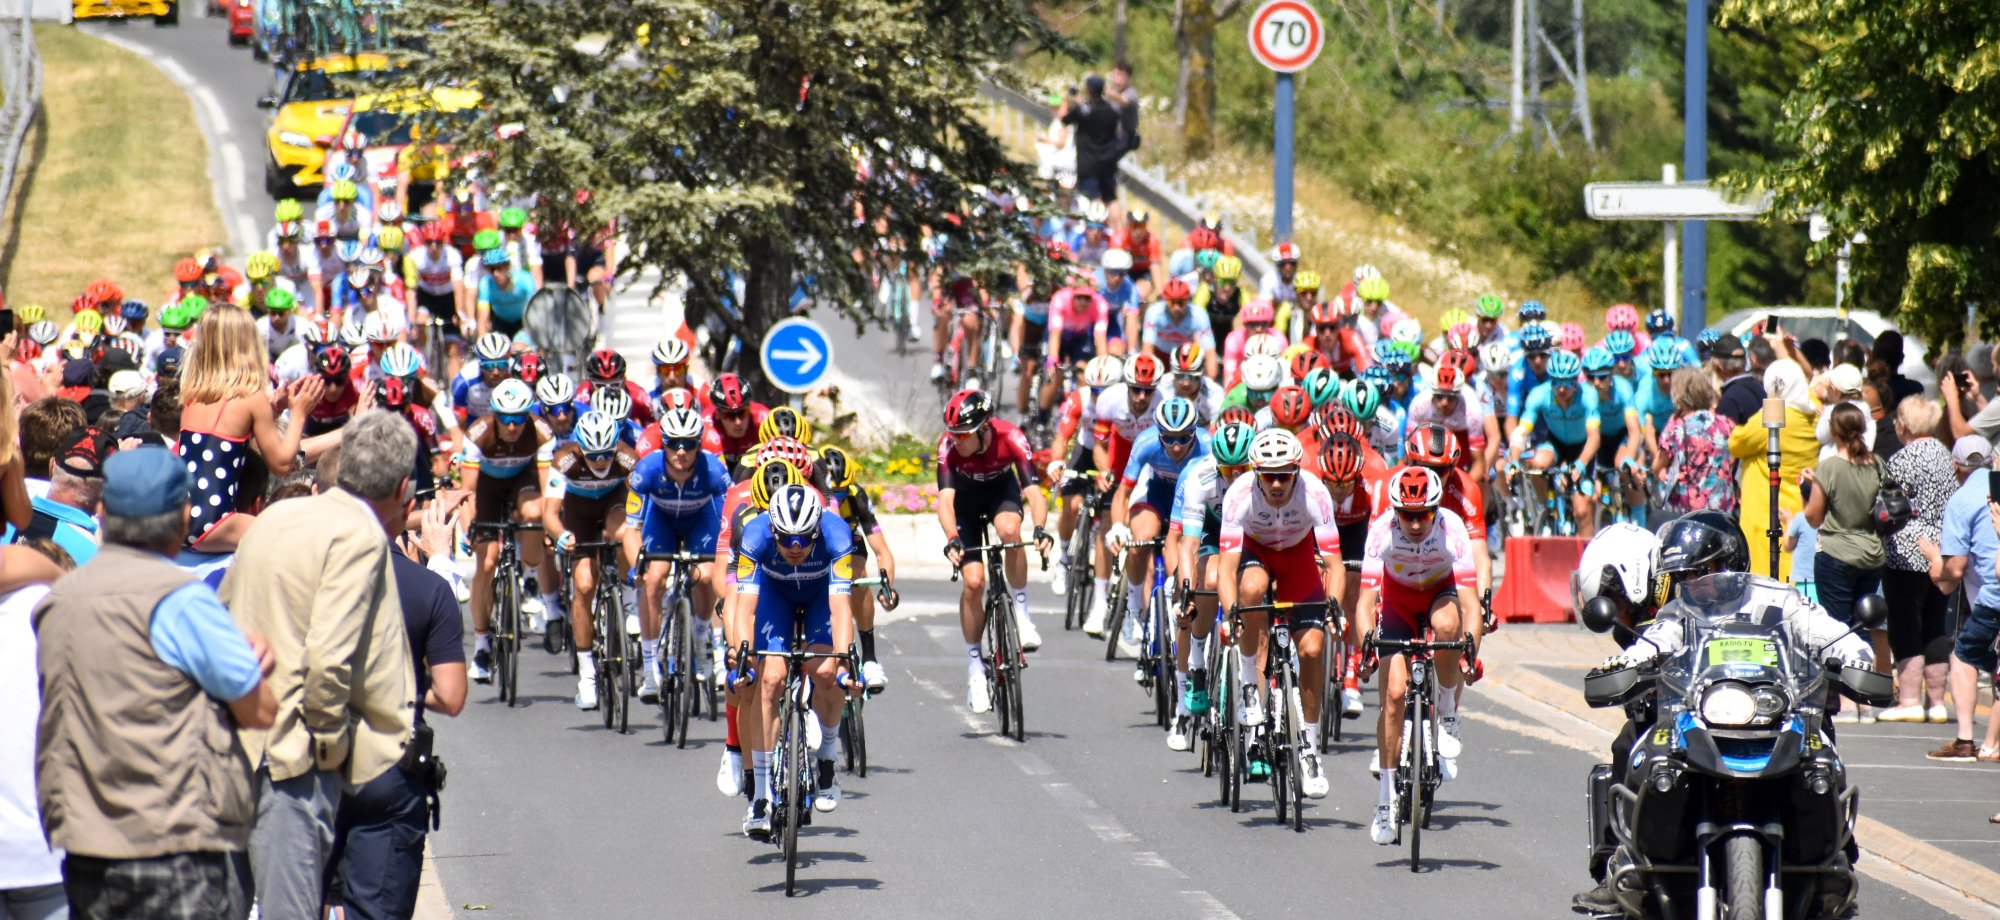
[1526,0,1541,148]
[1508,0,1525,136]
[1681,0,1710,329]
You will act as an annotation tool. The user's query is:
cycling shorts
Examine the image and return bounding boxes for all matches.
[472,473,539,538]
[753,589,834,655]
[642,508,721,557]
[1197,509,1222,558]
[1131,479,1179,519]
[559,488,626,543]
[1058,444,1097,497]
[1020,319,1047,360]
[1379,581,1462,639]
[1594,427,1627,469]
[1337,519,1368,564]
[417,289,461,339]
[489,313,523,339]
[1058,330,1096,366]
[950,477,1024,547]
[1238,537,1327,615]
[1531,436,1586,466]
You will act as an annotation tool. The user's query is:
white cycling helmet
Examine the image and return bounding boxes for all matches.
[1390,318,1424,346]
[659,406,705,440]
[651,338,691,366]
[575,410,621,453]
[362,312,394,343]
[1572,522,1660,610]
[1353,263,1382,284]
[1083,355,1123,388]
[490,378,534,414]
[377,342,422,378]
[591,384,633,421]
[1100,249,1133,273]
[1244,332,1287,359]
[474,331,513,362]
[535,372,577,406]
[1082,200,1110,224]
[1480,342,1512,374]
[1241,355,1285,392]
[339,315,368,349]
[767,483,824,537]
[1248,428,1305,470]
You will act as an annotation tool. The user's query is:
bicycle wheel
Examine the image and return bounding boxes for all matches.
[781,682,807,896]
[1404,685,1427,871]
[618,614,637,736]
[674,596,698,748]
[1005,618,1025,744]
[498,566,520,707]
[1064,515,1095,631]
[596,590,620,731]
[660,591,682,744]
[1150,590,1172,729]
[1103,557,1128,662]
[1282,662,1306,833]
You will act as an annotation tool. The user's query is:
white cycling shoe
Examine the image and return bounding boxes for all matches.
[967,672,993,713]
[1301,752,1330,799]
[813,760,841,813]
[1437,715,1463,759]
[1238,690,1266,727]
[1017,614,1042,652]
[1370,804,1396,844]
[1083,604,1109,638]
[716,749,743,797]
[1166,715,1193,752]
[862,660,889,692]
[1341,687,1365,718]
[1051,564,1069,596]
[574,675,599,711]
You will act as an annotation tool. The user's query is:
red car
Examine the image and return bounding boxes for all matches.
[226,0,254,44]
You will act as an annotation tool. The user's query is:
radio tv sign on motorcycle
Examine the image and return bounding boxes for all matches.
[759,318,834,394]
[1247,0,1324,73]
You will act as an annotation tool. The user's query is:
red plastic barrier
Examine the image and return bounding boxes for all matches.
[1494,536,1588,624]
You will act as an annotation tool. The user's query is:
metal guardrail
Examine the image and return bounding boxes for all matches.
[978,82,1274,288]
[0,7,43,258]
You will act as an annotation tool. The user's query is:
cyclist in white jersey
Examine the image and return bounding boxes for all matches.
[1164,421,1254,751]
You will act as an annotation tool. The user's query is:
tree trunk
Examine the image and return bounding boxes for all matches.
[1173,0,1190,127]
[1114,0,1129,64]
[741,231,797,383]
[1182,0,1217,158]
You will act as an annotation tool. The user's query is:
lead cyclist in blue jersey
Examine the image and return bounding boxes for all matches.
[1633,336,1687,461]
[1503,349,1602,536]
[628,407,734,701]
[1103,397,1210,658]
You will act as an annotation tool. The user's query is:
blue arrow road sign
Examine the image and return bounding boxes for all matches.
[758,317,834,394]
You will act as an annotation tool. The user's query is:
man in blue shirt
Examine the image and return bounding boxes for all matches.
[1924,463,2000,763]
[15,428,109,565]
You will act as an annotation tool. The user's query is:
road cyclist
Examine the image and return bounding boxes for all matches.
[1103,396,1211,661]
[463,378,559,683]
[1164,420,1257,750]
[629,406,733,702]
[539,411,639,709]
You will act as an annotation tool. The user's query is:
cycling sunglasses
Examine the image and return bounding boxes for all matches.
[1257,470,1296,487]
[479,359,511,372]
[719,408,749,422]
[1395,508,1435,524]
[1127,385,1156,397]
[1220,464,1251,480]
[497,413,529,426]
[1587,371,1613,382]
[546,403,577,418]
[777,532,816,551]
[584,450,617,463]
[664,437,701,452]
[1161,432,1197,448]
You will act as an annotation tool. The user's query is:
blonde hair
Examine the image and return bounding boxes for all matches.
[180,306,271,405]
[1669,366,1718,415]
[1895,395,1942,440]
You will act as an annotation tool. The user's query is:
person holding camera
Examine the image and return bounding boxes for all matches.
[1943,343,2000,443]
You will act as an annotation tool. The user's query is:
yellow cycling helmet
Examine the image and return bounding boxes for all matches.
[758,405,813,447]
[15,303,44,324]
[1293,270,1322,292]
[73,310,103,335]
[245,251,280,280]
[819,446,856,491]
[378,225,406,251]
[1437,307,1473,330]
[749,458,803,510]
[330,180,359,202]
[1213,255,1243,282]
[1357,276,1391,302]
[274,199,304,223]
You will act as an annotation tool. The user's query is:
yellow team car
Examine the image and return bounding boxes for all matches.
[72,0,177,24]
[334,87,482,200]
[258,54,395,197]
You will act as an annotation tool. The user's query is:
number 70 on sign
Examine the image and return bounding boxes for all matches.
[1247,0,1324,74]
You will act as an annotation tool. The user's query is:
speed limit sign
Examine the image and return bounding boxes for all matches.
[1247,0,1324,73]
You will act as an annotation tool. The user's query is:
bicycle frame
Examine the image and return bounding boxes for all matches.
[1368,631,1474,870]
[471,519,544,708]
[643,550,715,747]
[1238,600,1334,833]
[952,529,1044,743]
[570,539,633,733]
[742,612,854,897]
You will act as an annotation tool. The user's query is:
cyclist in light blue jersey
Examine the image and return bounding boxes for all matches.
[1582,348,1641,466]
[1504,350,1602,536]
[1634,336,1687,459]
[1503,324,1553,445]
[1103,398,1209,660]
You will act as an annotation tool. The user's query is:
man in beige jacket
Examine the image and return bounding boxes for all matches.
[220,411,418,919]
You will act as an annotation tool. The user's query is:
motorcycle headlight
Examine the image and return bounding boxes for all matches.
[1751,686,1788,719]
[280,131,314,149]
[1699,682,1758,728]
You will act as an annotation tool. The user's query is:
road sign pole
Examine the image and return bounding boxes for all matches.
[1273,72,1296,245]
[1681,0,1709,330]
[1662,164,1679,328]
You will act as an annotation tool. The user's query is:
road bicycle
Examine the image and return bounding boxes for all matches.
[1103,537,1173,728]
[1591,459,1644,529]
[738,611,856,897]
[1237,600,1332,833]
[571,540,635,734]
[545,543,577,672]
[1504,463,1578,537]
[950,522,1046,742]
[471,520,543,707]
[844,571,901,778]
[1368,628,1475,871]
[1175,580,1221,764]
[1215,604,1245,812]
[644,550,716,747]
[1059,470,1110,632]
[1317,560,1362,753]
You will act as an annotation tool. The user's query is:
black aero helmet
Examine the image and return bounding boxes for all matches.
[1655,510,1750,580]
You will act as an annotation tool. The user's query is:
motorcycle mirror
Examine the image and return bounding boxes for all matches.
[1853,594,1888,630]
[1580,596,1620,634]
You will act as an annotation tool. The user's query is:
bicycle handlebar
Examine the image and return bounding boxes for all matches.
[640,551,715,564]
[469,520,545,533]
[1367,634,1475,655]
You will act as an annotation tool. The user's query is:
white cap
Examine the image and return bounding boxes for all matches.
[109,370,148,399]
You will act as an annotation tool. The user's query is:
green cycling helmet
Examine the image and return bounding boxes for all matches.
[264,288,297,312]
[1392,340,1421,363]
[1357,276,1390,302]
[1341,379,1383,421]
[274,199,304,223]
[1302,367,1340,408]
[499,206,528,230]
[1195,249,1221,273]
[1474,294,1506,319]
[1210,422,1257,467]
[159,299,203,330]
[472,228,503,251]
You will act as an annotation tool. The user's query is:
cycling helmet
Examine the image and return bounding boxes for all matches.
[575,411,622,453]
[709,373,748,411]
[118,299,149,322]
[377,226,406,252]
[1161,278,1192,301]
[536,372,578,406]
[943,388,994,434]
[1127,208,1150,225]
[474,332,513,362]
[1655,509,1750,581]
[659,407,706,440]
[1240,299,1275,325]
[1356,276,1390,302]
[1271,242,1301,263]
[1389,318,1423,347]
[1572,522,1661,610]
[658,388,700,414]
[1370,339,1406,369]
[1431,364,1467,396]
[1438,349,1480,381]
[759,405,813,445]
[1604,329,1637,358]
[1241,355,1285,392]
[1474,294,1506,320]
[1437,308,1473,332]
[1644,335,1686,370]
[377,342,422,378]
[1170,343,1205,375]
[768,483,824,537]
[1388,466,1444,511]
[243,251,278,281]
[1244,333,1287,359]
[1187,227,1221,252]
[1218,406,1257,430]
[1559,322,1587,353]
[1518,324,1553,353]
[102,315,130,338]
[311,345,352,379]
[1645,308,1675,336]
[1269,385,1312,428]
[1518,300,1548,322]
[26,320,57,346]
[1289,349,1328,383]
[587,349,626,382]
[1194,249,1221,273]
[757,436,813,476]
[274,199,304,222]
[1546,349,1583,380]
[481,248,511,268]
[72,311,103,336]
[1302,367,1340,408]
[498,206,528,230]
[1084,355,1123,388]
[652,338,691,366]
[274,220,303,242]
[338,128,365,151]
[1605,304,1640,331]
[1353,263,1383,284]
[378,200,404,224]
[1309,300,1341,326]
[1405,424,1462,468]
[1081,200,1110,224]
[1155,396,1199,434]
[1248,428,1304,470]
[488,378,533,414]
[1444,321,1480,352]
[1293,270,1322,293]
[819,446,857,491]
[1341,379,1383,421]
[158,302,199,331]
[1581,347,1616,375]
[472,229,502,251]
[1318,434,1367,482]
[174,258,204,283]
[1211,422,1256,466]
[1695,328,1721,361]
[590,384,633,421]
[330,180,359,202]
[750,459,804,509]
[362,313,396,347]
[1480,342,1512,373]
[1214,256,1243,282]
[1123,353,1164,388]
[1100,249,1133,273]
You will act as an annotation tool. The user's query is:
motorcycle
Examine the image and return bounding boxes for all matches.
[1578,574,1892,920]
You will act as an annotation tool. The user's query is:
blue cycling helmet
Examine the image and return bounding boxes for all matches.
[482,248,512,267]
[1362,364,1393,387]
[335,239,364,263]
[1645,308,1675,336]
[1695,328,1721,360]
[1371,339,1403,365]
[1154,395,1198,434]
[329,162,359,184]
[1547,349,1583,380]
[1581,346,1615,375]
[377,342,423,378]
[1645,335,1686,370]
[1518,300,1548,322]
[118,299,149,322]
[1518,324,1553,353]
[1604,329,1637,357]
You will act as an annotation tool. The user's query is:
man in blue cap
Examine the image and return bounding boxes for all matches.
[33,445,277,920]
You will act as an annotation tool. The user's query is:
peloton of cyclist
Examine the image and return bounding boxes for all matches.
[541,411,639,710]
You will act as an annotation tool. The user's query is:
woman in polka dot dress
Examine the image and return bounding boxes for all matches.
[177,306,327,550]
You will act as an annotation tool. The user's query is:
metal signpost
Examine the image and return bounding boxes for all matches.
[759,317,834,398]
[1583,175,1769,332]
[1247,0,1323,244]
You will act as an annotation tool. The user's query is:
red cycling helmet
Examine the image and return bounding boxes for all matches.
[709,372,748,412]
[173,258,204,284]
[1218,405,1256,429]
[587,348,626,382]
[659,388,699,413]
[1270,385,1312,428]
[1431,363,1467,395]
[86,279,122,305]
[1288,350,1329,383]
[1322,406,1366,442]
[1309,301,1342,326]
[1389,466,1445,511]
[70,294,98,317]
[311,346,351,379]
[1403,423,1463,469]
[758,436,813,476]
[1162,278,1192,301]
[943,388,994,434]
[1438,348,1480,380]
[381,375,411,409]
[1317,434,1367,482]
[1187,228,1221,252]
[1171,342,1205,375]
[515,352,546,386]
[1123,353,1164,389]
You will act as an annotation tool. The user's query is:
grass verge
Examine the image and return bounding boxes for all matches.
[0,24,225,315]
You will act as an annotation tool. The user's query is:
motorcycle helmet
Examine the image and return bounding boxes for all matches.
[1572,522,1661,612]
[1654,509,1751,601]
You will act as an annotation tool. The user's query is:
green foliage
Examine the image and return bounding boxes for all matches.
[1720,0,2000,348]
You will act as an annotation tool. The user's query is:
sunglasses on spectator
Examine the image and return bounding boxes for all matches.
[665,437,701,452]
[777,533,816,551]
[498,413,529,426]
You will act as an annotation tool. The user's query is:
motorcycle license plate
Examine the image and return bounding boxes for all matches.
[1704,638,1777,668]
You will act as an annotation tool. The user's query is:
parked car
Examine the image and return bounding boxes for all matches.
[258,53,395,197]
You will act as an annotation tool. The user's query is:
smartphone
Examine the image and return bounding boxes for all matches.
[0,309,14,339]
[1988,469,2000,505]
[1800,478,1813,504]
[1761,315,1781,338]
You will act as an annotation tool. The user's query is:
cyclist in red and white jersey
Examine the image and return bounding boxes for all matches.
[1046,356,1121,607]
[1373,425,1492,599]
[1404,356,1493,481]
[1317,432,1383,718]
[935,390,1054,714]
[1088,353,1165,499]
[1216,428,1343,799]
[1356,466,1478,845]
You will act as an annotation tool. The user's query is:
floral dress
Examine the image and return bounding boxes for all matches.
[1660,409,1739,514]
[1884,437,1957,573]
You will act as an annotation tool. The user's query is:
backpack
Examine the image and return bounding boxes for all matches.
[1869,458,1912,538]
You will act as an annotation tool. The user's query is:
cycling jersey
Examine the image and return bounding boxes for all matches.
[1218,474,1340,555]
[1121,428,1212,513]
[580,379,659,427]
[1592,375,1640,437]
[1404,389,1490,460]
[478,273,535,324]
[451,375,502,425]
[1171,456,1228,539]
[1140,301,1215,354]
[462,414,556,479]
[1067,230,1110,269]
[935,419,1037,491]
[1517,381,1601,447]
[1098,277,1142,333]
[1055,388,1102,451]
[551,442,638,500]
[1168,377,1226,427]
[256,315,301,362]
[1368,464,1486,535]
[738,512,855,652]
[628,450,732,519]
[1633,372,1675,434]
[1328,451,1391,527]
[1360,507,1476,631]
[1112,228,1163,275]
[1308,327,1371,376]
[1256,272,1298,308]
[703,402,768,467]
[406,246,464,297]
[634,419,724,459]
[1505,362,1550,419]
[1090,384,1162,476]
[1047,287,1109,340]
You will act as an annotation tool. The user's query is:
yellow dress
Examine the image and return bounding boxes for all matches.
[1727,406,1820,580]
